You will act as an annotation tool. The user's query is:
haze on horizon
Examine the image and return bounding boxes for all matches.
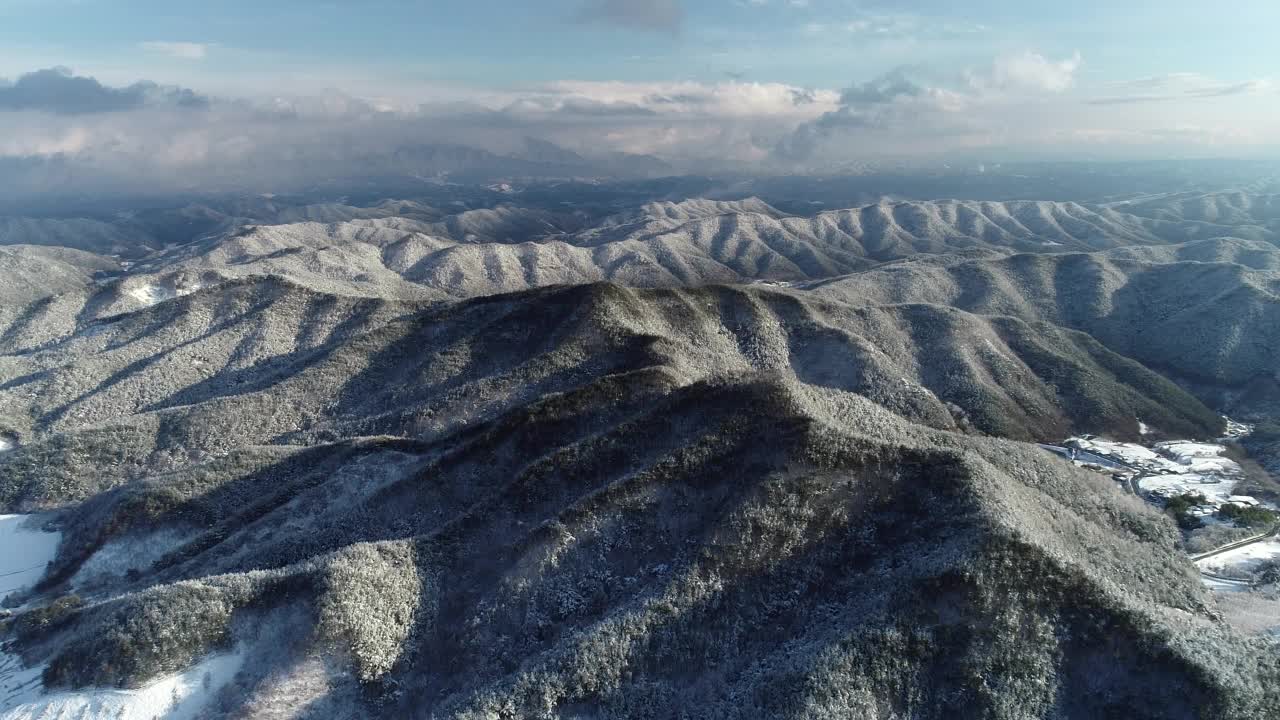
[0,0,1277,196]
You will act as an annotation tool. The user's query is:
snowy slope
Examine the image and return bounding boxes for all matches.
[0,650,244,720]
[0,516,60,604]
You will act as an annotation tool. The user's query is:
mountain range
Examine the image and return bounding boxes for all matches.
[1,185,1279,718]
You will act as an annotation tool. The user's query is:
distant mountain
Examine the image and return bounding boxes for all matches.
[801,240,1280,392]
[0,217,145,256]
[1099,236,1280,270]
[1105,191,1280,231]
[522,136,589,166]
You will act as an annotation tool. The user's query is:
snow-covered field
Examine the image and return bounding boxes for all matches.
[1197,537,1280,577]
[1139,442,1245,505]
[1156,441,1241,474]
[1063,435,1248,507]
[1138,473,1239,505]
[126,283,177,306]
[0,517,245,719]
[1064,437,1170,469]
[125,279,205,307]
[71,529,187,592]
[0,649,244,720]
[0,516,60,604]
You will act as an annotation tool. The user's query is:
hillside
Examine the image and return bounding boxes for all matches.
[1098,237,1280,270]
[0,245,119,306]
[2,353,1275,718]
[0,280,1225,512]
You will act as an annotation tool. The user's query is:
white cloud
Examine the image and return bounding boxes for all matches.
[984,50,1082,93]
[0,53,1274,198]
[1089,74,1274,104]
[768,50,1278,165]
[539,80,839,118]
[139,42,211,60]
[0,76,844,196]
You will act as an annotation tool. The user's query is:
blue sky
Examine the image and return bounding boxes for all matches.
[0,0,1276,192]
[2,0,1275,92]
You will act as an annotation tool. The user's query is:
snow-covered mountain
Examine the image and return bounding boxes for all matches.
[1,186,1279,719]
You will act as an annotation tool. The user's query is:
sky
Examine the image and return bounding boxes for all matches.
[0,0,1277,193]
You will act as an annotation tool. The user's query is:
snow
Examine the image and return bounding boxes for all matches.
[126,280,206,308]
[71,530,186,592]
[0,649,244,720]
[0,516,60,604]
[1138,420,1152,436]
[0,438,12,453]
[1155,441,1241,475]
[1197,537,1280,578]
[1159,441,1229,461]
[1066,436,1244,479]
[1201,575,1251,593]
[1223,416,1254,440]
[981,339,1013,362]
[1065,434,1249,508]
[1,520,242,719]
[1138,473,1237,505]
[127,283,177,306]
[1065,437,1168,468]
[1059,430,1259,509]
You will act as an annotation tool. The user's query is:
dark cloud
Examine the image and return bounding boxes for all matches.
[772,107,879,162]
[839,71,925,106]
[773,70,929,162]
[0,67,208,114]
[576,0,683,33]
[789,88,823,105]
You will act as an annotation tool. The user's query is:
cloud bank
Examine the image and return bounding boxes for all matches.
[0,56,1275,199]
[0,67,207,114]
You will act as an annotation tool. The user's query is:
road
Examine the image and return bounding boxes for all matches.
[1199,569,1252,586]
[1038,443,1141,494]
[1190,523,1280,563]
[1036,443,1279,567]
